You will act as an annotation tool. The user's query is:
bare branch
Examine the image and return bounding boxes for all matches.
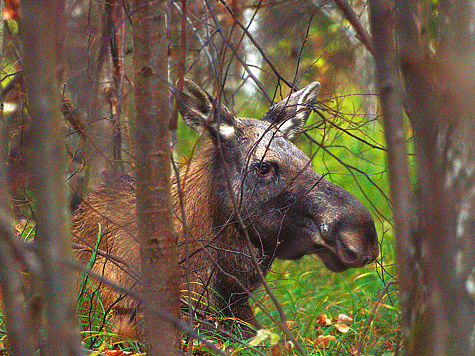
[333,0,374,55]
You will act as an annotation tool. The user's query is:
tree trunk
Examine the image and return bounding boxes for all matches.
[369,0,475,354]
[367,1,415,351]
[132,0,181,354]
[21,1,81,355]
[0,3,36,354]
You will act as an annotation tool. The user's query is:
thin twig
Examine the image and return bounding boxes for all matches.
[304,132,391,211]
[356,280,398,356]
[332,0,374,55]
[204,0,272,103]
[218,0,294,90]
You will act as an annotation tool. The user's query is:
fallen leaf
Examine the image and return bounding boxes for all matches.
[248,328,280,347]
[101,348,134,356]
[271,344,281,356]
[315,334,337,348]
[283,341,293,353]
[334,323,350,333]
[215,339,224,349]
[317,314,332,327]
[337,313,353,323]
[4,0,21,21]
[384,340,394,349]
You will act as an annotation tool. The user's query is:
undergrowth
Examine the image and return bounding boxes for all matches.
[0,92,403,355]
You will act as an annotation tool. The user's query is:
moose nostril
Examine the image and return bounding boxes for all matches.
[332,226,379,268]
[336,237,358,263]
[344,249,358,263]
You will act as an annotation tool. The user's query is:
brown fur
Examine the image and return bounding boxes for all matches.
[73,143,263,335]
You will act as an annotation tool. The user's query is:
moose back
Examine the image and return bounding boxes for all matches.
[72,79,379,337]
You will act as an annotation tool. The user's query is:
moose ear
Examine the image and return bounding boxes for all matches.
[177,79,237,140]
[262,82,320,140]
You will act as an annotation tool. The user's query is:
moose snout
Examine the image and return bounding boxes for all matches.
[335,228,379,268]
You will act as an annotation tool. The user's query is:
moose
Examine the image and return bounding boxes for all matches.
[72,79,379,337]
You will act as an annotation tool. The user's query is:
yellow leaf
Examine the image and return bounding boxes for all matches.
[315,335,337,348]
[337,313,353,323]
[334,323,350,333]
[317,314,332,326]
[248,329,280,347]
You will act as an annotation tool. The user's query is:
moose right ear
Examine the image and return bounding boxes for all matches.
[262,81,320,141]
[177,79,237,140]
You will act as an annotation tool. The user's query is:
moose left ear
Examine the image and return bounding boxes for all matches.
[177,78,237,140]
[262,82,320,140]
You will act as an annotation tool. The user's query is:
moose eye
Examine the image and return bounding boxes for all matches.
[256,162,274,177]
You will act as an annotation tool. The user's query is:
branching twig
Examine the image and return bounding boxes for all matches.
[356,280,398,355]
[332,0,374,55]
[218,0,294,90]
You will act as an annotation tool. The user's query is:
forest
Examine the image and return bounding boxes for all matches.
[0,0,474,355]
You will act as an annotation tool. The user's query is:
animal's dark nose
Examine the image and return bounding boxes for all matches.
[335,227,379,268]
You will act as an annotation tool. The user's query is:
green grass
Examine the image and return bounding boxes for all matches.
[250,253,401,355]
[71,230,400,355]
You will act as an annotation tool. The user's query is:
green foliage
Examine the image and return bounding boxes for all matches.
[253,254,400,355]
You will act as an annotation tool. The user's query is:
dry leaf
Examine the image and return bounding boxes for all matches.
[317,314,332,326]
[4,0,21,21]
[337,313,353,323]
[334,323,350,333]
[283,341,292,353]
[384,340,394,349]
[271,344,281,356]
[315,335,337,348]
[248,328,280,347]
[101,348,134,356]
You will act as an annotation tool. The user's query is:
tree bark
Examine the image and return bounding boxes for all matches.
[367,0,414,349]
[367,0,475,354]
[21,1,81,355]
[132,0,180,354]
[0,2,36,353]
[395,0,475,354]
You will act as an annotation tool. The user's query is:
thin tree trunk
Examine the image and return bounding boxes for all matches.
[132,0,180,354]
[0,4,36,352]
[395,0,461,353]
[21,2,80,355]
[367,0,414,353]
[84,1,115,194]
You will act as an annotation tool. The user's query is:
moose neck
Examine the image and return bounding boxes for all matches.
[171,142,231,237]
[171,142,271,291]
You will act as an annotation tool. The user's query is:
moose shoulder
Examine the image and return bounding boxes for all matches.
[72,79,379,337]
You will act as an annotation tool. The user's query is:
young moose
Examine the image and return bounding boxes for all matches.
[72,79,379,336]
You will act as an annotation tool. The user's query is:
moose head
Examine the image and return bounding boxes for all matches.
[177,79,379,273]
